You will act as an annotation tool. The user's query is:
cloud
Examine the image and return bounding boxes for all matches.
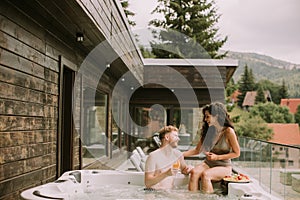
[129,0,300,64]
[216,0,300,63]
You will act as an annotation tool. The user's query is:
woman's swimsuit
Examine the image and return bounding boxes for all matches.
[204,132,232,167]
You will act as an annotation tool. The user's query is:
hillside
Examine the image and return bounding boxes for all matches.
[224,51,300,97]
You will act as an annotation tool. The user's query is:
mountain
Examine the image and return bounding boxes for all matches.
[224,51,300,98]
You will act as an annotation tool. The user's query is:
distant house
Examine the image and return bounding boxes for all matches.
[267,123,300,168]
[229,90,241,105]
[242,90,272,109]
[280,98,300,114]
[268,123,300,146]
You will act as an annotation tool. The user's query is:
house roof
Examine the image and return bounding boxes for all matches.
[267,123,300,145]
[230,90,241,103]
[242,91,257,107]
[280,98,300,114]
[242,90,271,107]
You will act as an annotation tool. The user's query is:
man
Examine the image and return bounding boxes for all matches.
[144,125,193,189]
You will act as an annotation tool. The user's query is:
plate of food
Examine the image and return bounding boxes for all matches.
[223,173,250,183]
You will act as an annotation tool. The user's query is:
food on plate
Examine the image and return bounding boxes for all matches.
[223,173,250,182]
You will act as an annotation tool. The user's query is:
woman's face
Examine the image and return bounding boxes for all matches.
[204,110,218,126]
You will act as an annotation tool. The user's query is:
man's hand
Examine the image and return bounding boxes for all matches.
[166,168,175,176]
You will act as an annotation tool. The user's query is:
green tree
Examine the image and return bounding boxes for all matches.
[235,115,273,140]
[120,0,136,26]
[250,102,294,123]
[278,80,289,100]
[149,0,227,59]
[237,64,256,107]
[257,80,281,104]
[140,46,155,58]
[295,105,300,126]
[226,78,238,101]
[255,85,266,104]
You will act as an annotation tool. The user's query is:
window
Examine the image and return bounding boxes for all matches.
[82,90,107,167]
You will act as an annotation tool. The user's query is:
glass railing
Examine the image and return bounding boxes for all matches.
[232,137,300,200]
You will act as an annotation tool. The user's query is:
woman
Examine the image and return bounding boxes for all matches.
[183,102,240,193]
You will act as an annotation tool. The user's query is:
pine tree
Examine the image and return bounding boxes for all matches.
[278,80,289,100]
[140,45,155,58]
[149,0,227,59]
[120,0,136,26]
[237,64,256,107]
[255,85,266,104]
[225,78,238,104]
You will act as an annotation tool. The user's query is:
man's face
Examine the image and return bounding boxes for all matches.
[168,131,180,148]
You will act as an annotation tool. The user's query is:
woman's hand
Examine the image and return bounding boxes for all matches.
[205,152,218,161]
[182,165,194,175]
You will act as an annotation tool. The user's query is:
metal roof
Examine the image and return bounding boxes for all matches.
[143,58,238,67]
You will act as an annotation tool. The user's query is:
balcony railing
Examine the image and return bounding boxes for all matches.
[233,137,300,200]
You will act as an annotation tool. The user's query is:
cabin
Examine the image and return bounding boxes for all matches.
[280,98,300,114]
[242,90,272,110]
[0,0,238,199]
[267,123,300,168]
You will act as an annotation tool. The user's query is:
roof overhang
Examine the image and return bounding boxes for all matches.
[7,0,143,85]
[143,58,238,88]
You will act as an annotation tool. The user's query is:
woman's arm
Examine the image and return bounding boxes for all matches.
[183,139,202,157]
[179,155,194,175]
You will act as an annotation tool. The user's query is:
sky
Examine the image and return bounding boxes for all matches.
[129,0,300,64]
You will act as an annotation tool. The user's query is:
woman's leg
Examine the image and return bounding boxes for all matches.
[201,166,231,193]
[188,162,209,191]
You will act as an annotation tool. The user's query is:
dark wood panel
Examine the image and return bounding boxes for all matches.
[130,88,225,106]
[77,0,143,84]
[0,31,46,66]
[0,15,45,53]
[0,143,56,166]
[0,48,59,84]
[0,168,44,197]
[0,82,58,105]
[144,66,226,88]
[81,0,111,38]
[0,49,44,80]
[0,116,57,132]
[0,65,58,95]
[0,130,56,148]
[0,98,44,117]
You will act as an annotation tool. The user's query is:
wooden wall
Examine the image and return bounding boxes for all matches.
[0,5,69,200]
[0,0,143,198]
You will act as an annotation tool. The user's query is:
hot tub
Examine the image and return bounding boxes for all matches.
[21,170,190,200]
[21,170,281,200]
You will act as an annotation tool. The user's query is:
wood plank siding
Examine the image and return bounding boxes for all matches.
[0,0,143,199]
[0,0,237,199]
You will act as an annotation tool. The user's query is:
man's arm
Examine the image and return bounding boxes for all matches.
[144,169,172,188]
[144,154,172,188]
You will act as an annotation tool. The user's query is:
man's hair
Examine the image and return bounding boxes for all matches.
[158,125,178,141]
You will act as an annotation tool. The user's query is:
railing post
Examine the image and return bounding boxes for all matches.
[269,143,272,194]
[259,141,262,184]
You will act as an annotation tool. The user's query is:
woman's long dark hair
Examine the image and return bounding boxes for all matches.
[200,102,234,143]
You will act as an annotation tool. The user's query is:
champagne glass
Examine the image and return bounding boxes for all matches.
[172,160,180,189]
[172,160,180,175]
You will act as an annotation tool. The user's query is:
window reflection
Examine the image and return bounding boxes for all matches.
[82,90,107,167]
